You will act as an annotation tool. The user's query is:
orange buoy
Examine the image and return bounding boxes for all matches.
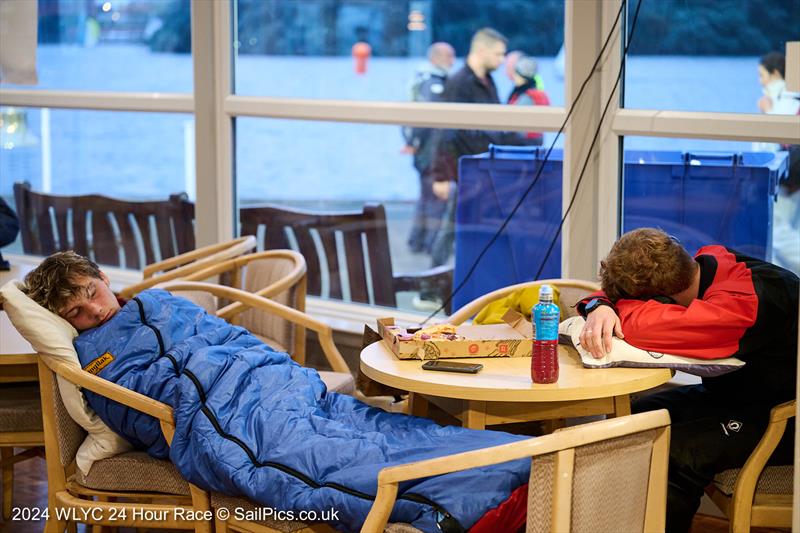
[352,42,372,74]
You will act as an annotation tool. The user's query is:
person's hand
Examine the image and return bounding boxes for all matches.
[432,180,452,201]
[758,95,773,113]
[400,144,416,155]
[579,305,624,359]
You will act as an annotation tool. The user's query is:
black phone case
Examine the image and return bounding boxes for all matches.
[421,361,483,374]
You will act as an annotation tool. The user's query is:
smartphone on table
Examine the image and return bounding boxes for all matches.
[421,360,483,374]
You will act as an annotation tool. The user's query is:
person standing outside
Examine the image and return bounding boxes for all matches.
[507,55,551,145]
[426,28,535,274]
[403,42,456,254]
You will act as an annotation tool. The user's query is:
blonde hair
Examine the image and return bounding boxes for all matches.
[600,228,696,302]
[23,251,103,314]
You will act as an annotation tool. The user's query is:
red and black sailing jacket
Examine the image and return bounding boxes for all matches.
[579,246,798,404]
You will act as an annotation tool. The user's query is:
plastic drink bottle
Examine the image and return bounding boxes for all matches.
[532,284,560,383]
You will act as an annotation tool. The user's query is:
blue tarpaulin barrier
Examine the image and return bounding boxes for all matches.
[453,146,789,311]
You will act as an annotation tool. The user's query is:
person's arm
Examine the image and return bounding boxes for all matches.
[615,284,757,359]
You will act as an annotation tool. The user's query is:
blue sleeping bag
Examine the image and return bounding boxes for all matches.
[74,290,530,532]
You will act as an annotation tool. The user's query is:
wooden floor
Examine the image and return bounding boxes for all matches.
[0,454,790,533]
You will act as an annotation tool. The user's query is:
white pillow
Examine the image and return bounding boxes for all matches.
[558,316,746,377]
[0,280,131,474]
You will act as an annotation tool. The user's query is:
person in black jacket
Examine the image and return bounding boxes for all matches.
[422,28,537,290]
[403,42,455,254]
[0,198,20,270]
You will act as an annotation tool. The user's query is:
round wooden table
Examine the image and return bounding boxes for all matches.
[360,341,673,430]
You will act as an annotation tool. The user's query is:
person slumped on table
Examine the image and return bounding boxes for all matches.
[22,251,530,533]
[576,228,798,533]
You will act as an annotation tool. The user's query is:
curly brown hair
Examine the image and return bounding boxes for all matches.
[22,251,103,314]
[600,228,697,302]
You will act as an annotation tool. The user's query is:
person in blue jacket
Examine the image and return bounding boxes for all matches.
[22,251,531,533]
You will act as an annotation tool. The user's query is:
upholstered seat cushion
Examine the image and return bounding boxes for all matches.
[74,451,190,496]
[0,383,43,432]
[318,371,356,394]
[713,465,794,496]
[210,492,423,533]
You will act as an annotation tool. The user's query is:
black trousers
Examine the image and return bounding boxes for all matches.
[632,384,794,533]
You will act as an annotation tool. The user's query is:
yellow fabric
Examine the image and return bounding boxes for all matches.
[473,285,561,324]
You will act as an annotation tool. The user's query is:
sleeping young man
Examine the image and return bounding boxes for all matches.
[576,228,798,533]
[23,251,529,533]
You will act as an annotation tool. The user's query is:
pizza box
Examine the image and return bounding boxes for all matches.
[377,310,533,360]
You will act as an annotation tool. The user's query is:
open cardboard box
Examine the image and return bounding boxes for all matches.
[378,309,533,360]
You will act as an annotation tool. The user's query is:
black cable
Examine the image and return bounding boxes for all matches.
[533,0,644,281]
[419,0,629,325]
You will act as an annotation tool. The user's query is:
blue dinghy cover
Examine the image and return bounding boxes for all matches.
[74,290,530,532]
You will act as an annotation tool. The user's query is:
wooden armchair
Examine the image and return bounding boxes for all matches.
[13,181,195,269]
[706,399,795,532]
[448,278,601,325]
[37,356,209,533]
[240,203,453,312]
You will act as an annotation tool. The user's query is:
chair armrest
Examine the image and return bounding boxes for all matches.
[361,410,670,532]
[141,236,256,279]
[41,357,174,426]
[160,281,350,375]
[120,237,257,298]
[769,399,795,423]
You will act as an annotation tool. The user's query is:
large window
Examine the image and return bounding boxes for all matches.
[624,0,799,114]
[235,118,563,312]
[4,0,192,92]
[233,0,566,105]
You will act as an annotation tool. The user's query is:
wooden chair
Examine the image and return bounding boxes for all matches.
[448,278,601,325]
[210,410,670,533]
[13,181,195,269]
[118,236,257,298]
[37,355,209,533]
[0,380,44,521]
[706,399,795,532]
[240,203,453,312]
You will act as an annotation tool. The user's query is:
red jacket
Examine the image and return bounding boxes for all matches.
[579,246,798,403]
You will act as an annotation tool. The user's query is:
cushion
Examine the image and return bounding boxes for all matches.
[559,316,745,377]
[0,280,131,474]
[75,450,190,496]
[713,465,794,496]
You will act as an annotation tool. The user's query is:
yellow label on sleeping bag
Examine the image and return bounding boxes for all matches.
[83,352,114,375]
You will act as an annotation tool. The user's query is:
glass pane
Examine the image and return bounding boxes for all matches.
[236,117,564,313]
[0,0,192,92]
[622,136,798,276]
[0,107,195,268]
[234,0,566,106]
[624,0,800,113]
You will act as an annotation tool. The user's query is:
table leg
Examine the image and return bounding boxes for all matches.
[409,393,429,418]
[612,395,631,418]
[462,400,487,430]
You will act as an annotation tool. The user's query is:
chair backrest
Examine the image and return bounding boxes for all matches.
[361,410,670,533]
[527,423,666,532]
[240,203,396,307]
[448,278,601,325]
[181,250,308,362]
[13,181,195,269]
[36,359,87,499]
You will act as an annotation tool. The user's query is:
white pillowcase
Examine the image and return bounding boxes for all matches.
[559,316,746,377]
[0,280,131,474]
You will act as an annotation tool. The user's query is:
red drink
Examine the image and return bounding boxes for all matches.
[531,339,559,383]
